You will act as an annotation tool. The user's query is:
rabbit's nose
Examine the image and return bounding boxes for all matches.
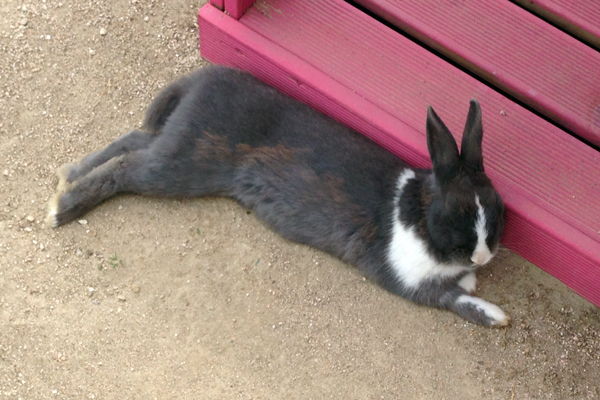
[471,250,492,266]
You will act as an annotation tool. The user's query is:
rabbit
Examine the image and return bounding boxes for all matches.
[47,65,508,326]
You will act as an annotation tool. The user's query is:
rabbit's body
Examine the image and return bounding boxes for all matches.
[48,65,509,326]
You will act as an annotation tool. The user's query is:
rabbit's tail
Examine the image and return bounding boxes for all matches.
[143,75,192,134]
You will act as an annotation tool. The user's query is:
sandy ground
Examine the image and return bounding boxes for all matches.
[1,0,599,399]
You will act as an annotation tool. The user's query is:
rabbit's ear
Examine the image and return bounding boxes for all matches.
[426,106,460,184]
[460,99,484,172]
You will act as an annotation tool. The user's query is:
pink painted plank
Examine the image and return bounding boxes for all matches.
[198,1,600,307]
[225,0,256,20]
[513,0,600,50]
[353,0,600,148]
[209,0,254,19]
[209,0,223,11]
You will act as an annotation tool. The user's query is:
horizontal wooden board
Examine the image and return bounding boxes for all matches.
[512,0,600,50]
[354,0,600,147]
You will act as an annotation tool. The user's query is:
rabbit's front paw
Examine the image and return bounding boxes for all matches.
[453,295,510,327]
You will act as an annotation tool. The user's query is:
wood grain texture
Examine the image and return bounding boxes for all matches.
[354,0,600,147]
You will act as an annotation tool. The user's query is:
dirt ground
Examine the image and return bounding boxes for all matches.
[1,0,599,399]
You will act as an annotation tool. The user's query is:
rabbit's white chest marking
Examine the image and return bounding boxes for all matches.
[387,170,470,289]
[472,195,493,266]
[457,272,477,293]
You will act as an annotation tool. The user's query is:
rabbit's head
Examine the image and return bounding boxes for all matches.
[424,100,505,267]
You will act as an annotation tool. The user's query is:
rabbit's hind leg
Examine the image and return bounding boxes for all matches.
[47,144,224,228]
[48,148,158,227]
[61,129,157,184]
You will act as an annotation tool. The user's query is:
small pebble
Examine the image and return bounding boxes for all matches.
[89,49,95,56]
[144,16,149,22]
[2,170,8,176]
[19,18,28,26]
[99,27,107,36]
[117,295,126,302]
[77,249,83,256]
[500,110,506,116]
[78,219,88,225]
[131,285,140,293]
[26,215,35,222]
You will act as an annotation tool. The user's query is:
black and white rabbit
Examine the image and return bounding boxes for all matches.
[47,65,508,326]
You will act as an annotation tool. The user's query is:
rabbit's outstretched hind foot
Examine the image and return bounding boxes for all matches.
[46,162,78,228]
[46,130,158,228]
[46,156,125,228]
